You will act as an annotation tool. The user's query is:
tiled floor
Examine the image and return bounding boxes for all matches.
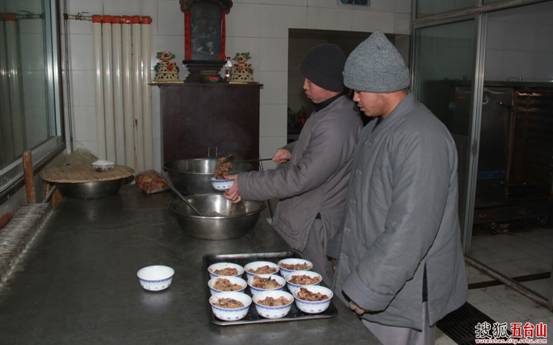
[470,227,553,278]
[435,226,552,344]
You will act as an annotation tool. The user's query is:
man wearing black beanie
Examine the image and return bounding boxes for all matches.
[224,44,362,283]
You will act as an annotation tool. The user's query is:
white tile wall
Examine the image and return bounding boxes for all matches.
[70,70,96,107]
[258,71,287,105]
[260,104,287,137]
[351,9,394,33]
[73,106,97,142]
[393,13,411,35]
[68,34,95,70]
[66,0,412,170]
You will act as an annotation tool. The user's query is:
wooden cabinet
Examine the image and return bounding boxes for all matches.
[159,83,261,163]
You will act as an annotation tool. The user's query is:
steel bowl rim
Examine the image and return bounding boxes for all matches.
[169,195,265,220]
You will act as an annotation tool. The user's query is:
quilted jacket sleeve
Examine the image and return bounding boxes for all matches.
[237,120,348,201]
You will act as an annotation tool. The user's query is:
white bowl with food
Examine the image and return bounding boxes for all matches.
[210,177,234,191]
[207,262,244,279]
[277,258,313,279]
[252,290,294,319]
[136,265,175,292]
[244,261,279,279]
[285,270,322,295]
[246,273,273,285]
[248,274,286,297]
[208,276,247,295]
[209,291,252,321]
[293,285,333,314]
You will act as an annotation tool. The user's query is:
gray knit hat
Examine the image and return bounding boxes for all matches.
[343,32,410,92]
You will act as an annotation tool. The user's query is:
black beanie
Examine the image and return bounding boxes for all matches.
[300,43,346,92]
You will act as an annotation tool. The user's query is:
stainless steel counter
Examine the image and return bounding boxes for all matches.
[0,186,379,345]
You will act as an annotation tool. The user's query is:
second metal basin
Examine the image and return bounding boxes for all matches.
[170,194,264,240]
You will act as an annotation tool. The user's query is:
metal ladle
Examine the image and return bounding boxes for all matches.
[163,173,203,216]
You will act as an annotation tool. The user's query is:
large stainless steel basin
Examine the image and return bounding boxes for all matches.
[164,158,255,195]
[170,194,264,240]
[57,177,133,199]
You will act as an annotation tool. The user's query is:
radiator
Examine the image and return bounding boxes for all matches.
[91,15,153,171]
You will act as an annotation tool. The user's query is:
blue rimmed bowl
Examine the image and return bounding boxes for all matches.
[293,285,333,314]
[209,291,252,321]
[136,265,175,292]
[207,262,244,279]
[208,276,247,295]
[285,270,322,295]
[244,261,280,280]
[252,290,294,319]
[247,274,286,297]
[277,258,313,279]
[210,177,234,191]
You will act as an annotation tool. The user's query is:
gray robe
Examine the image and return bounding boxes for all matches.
[334,94,467,330]
[238,95,362,252]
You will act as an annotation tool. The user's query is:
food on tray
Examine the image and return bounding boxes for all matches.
[258,296,291,307]
[252,276,282,289]
[214,156,233,179]
[280,262,311,270]
[214,278,243,291]
[289,274,321,285]
[247,265,278,274]
[297,287,329,301]
[214,298,244,308]
[212,267,239,276]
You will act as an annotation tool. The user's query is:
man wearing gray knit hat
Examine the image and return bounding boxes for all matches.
[333,32,468,345]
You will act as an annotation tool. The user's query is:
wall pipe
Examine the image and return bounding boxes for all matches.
[102,16,116,162]
[111,16,125,165]
[122,16,135,169]
[141,16,153,170]
[92,15,106,159]
[131,16,144,172]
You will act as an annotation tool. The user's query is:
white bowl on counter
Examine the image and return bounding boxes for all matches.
[207,262,244,279]
[244,261,279,280]
[252,290,294,319]
[210,177,234,191]
[277,258,313,279]
[208,276,247,295]
[209,291,252,321]
[293,285,333,314]
[285,270,322,295]
[92,159,114,172]
[247,274,286,297]
[137,265,175,292]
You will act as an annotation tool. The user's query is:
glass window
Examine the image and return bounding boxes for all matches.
[417,0,475,17]
[413,20,477,240]
[0,0,62,197]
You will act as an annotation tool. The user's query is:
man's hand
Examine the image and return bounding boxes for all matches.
[349,301,367,316]
[223,175,241,203]
[272,148,291,164]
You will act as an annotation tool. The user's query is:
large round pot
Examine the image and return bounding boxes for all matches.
[164,159,255,195]
[170,194,264,240]
[57,177,132,199]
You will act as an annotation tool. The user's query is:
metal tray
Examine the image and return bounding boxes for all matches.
[204,250,338,326]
